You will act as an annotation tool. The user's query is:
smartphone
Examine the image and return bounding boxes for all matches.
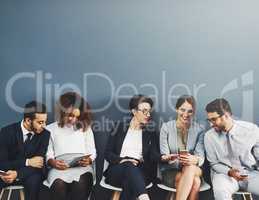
[169,154,179,160]
[179,149,189,155]
[0,170,7,176]
[240,173,248,178]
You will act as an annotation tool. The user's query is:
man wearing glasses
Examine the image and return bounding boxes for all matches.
[204,98,259,200]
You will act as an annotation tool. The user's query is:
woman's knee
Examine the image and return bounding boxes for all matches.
[182,165,201,177]
[51,179,67,193]
[124,162,140,175]
[80,172,93,185]
[75,173,93,191]
[174,172,182,187]
[191,177,201,192]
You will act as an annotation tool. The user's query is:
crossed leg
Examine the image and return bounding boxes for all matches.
[175,165,202,200]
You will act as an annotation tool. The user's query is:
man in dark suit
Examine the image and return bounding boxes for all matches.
[0,101,50,200]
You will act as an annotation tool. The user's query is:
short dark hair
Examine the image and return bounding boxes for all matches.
[23,101,47,120]
[129,94,153,110]
[205,98,232,115]
[175,95,196,112]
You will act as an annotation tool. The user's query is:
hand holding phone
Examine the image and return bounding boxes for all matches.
[0,170,17,184]
[240,174,248,178]
[161,154,178,162]
[179,149,189,155]
[239,168,249,179]
[169,154,179,160]
[0,170,7,176]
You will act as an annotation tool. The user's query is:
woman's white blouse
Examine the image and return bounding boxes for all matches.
[120,129,143,160]
[43,122,96,187]
[46,122,96,162]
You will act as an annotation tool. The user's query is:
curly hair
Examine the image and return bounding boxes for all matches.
[56,92,92,132]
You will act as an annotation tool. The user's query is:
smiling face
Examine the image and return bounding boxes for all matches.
[63,107,81,127]
[132,102,152,125]
[176,101,194,125]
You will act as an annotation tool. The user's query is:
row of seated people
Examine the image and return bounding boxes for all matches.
[0,92,259,200]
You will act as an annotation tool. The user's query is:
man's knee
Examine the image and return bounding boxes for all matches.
[213,186,232,200]
[23,174,42,190]
[212,176,236,200]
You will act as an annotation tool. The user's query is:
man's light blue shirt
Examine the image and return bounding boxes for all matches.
[204,120,259,175]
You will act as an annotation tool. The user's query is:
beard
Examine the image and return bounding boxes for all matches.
[29,122,42,133]
[213,125,225,133]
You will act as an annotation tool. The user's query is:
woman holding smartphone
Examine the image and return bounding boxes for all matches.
[44,92,96,200]
[160,95,205,200]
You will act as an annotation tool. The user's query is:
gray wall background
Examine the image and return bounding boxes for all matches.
[1,0,259,126]
[1,0,259,199]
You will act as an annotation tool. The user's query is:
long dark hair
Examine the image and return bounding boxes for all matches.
[56,92,92,132]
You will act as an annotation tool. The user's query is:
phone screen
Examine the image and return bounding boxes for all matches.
[0,170,7,176]
[179,150,189,155]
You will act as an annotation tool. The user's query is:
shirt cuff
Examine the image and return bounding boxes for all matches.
[25,159,29,166]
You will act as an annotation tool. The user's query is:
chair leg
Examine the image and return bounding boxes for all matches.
[111,191,121,200]
[244,193,253,200]
[170,192,175,200]
[237,192,253,200]
[166,192,175,200]
[0,189,4,200]
[19,189,25,200]
[7,189,12,200]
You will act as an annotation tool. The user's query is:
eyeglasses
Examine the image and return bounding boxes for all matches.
[137,109,152,116]
[179,108,194,114]
[207,114,223,123]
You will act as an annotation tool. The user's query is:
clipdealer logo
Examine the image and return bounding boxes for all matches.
[4,70,254,123]
[220,70,254,121]
[4,70,207,114]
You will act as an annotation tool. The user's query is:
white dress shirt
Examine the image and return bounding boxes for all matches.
[21,120,34,142]
[21,120,35,166]
[120,129,143,160]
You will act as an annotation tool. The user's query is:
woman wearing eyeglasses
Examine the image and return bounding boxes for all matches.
[159,95,205,200]
[104,94,161,200]
[43,92,96,200]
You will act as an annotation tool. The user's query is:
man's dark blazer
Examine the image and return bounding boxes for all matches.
[104,121,161,184]
[0,122,50,181]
